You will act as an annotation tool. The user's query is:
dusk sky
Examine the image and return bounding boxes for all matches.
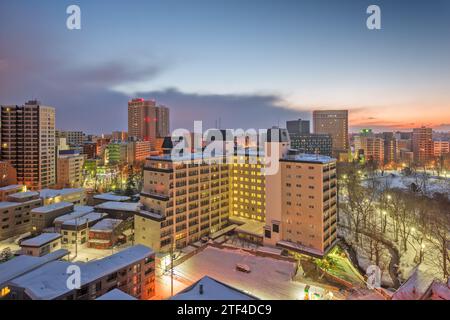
[1,0,450,134]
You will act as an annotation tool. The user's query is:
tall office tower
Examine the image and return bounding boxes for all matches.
[412,127,434,165]
[313,110,349,156]
[286,119,310,135]
[381,132,398,164]
[156,105,170,138]
[353,129,385,164]
[1,101,56,190]
[264,152,338,258]
[128,98,157,146]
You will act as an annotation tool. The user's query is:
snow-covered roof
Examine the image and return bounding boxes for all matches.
[93,193,131,202]
[277,240,324,257]
[0,184,23,192]
[95,201,141,212]
[0,201,21,209]
[0,249,69,287]
[21,233,61,247]
[96,289,137,300]
[90,218,123,232]
[392,266,436,300]
[282,153,336,164]
[31,202,73,214]
[53,206,94,224]
[9,245,153,300]
[62,212,106,227]
[426,281,450,300]
[171,276,258,300]
[38,188,84,199]
[7,191,39,199]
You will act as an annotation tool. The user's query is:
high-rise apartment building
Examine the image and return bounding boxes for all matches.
[354,130,385,164]
[434,140,449,157]
[1,101,56,190]
[264,152,338,257]
[156,105,170,138]
[128,99,170,150]
[313,110,349,156]
[412,127,434,165]
[135,153,230,252]
[381,132,398,164]
[56,153,84,188]
[135,129,336,257]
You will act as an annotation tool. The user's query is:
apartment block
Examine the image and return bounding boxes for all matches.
[60,212,107,245]
[0,101,56,190]
[31,202,74,233]
[0,161,17,187]
[229,153,266,222]
[412,127,434,165]
[135,154,230,252]
[0,191,42,240]
[20,233,62,257]
[265,153,338,257]
[434,140,450,157]
[7,245,156,300]
[354,132,385,164]
[127,140,152,163]
[128,98,170,150]
[56,153,84,188]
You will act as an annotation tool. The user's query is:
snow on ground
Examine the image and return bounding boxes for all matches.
[362,172,449,198]
[174,246,329,300]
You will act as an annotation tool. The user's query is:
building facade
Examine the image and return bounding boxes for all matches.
[56,154,84,188]
[313,110,349,157]
[265,153,338,257]
[412,127,434,165]
[1,101,56,190]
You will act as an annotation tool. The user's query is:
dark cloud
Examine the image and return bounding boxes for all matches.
[135,88,308,132]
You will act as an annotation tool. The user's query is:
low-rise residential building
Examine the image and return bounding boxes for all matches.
[7,245,155,300]
[31,202,74,233]
[60,212,107,245]
[94,201,141,220]
[92,193,131,206]
[0,249,69,298]
[96,288,137,300]
[0,191,42,240]
[0,184,25,201]
[20,233,62,257]
[39,188,86,205]
[52,205,95,232]
[88,218,124,249]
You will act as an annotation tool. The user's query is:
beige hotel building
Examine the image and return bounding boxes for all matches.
[135,130,338,258]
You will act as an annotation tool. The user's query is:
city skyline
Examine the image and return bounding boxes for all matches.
[1,0,450,134]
